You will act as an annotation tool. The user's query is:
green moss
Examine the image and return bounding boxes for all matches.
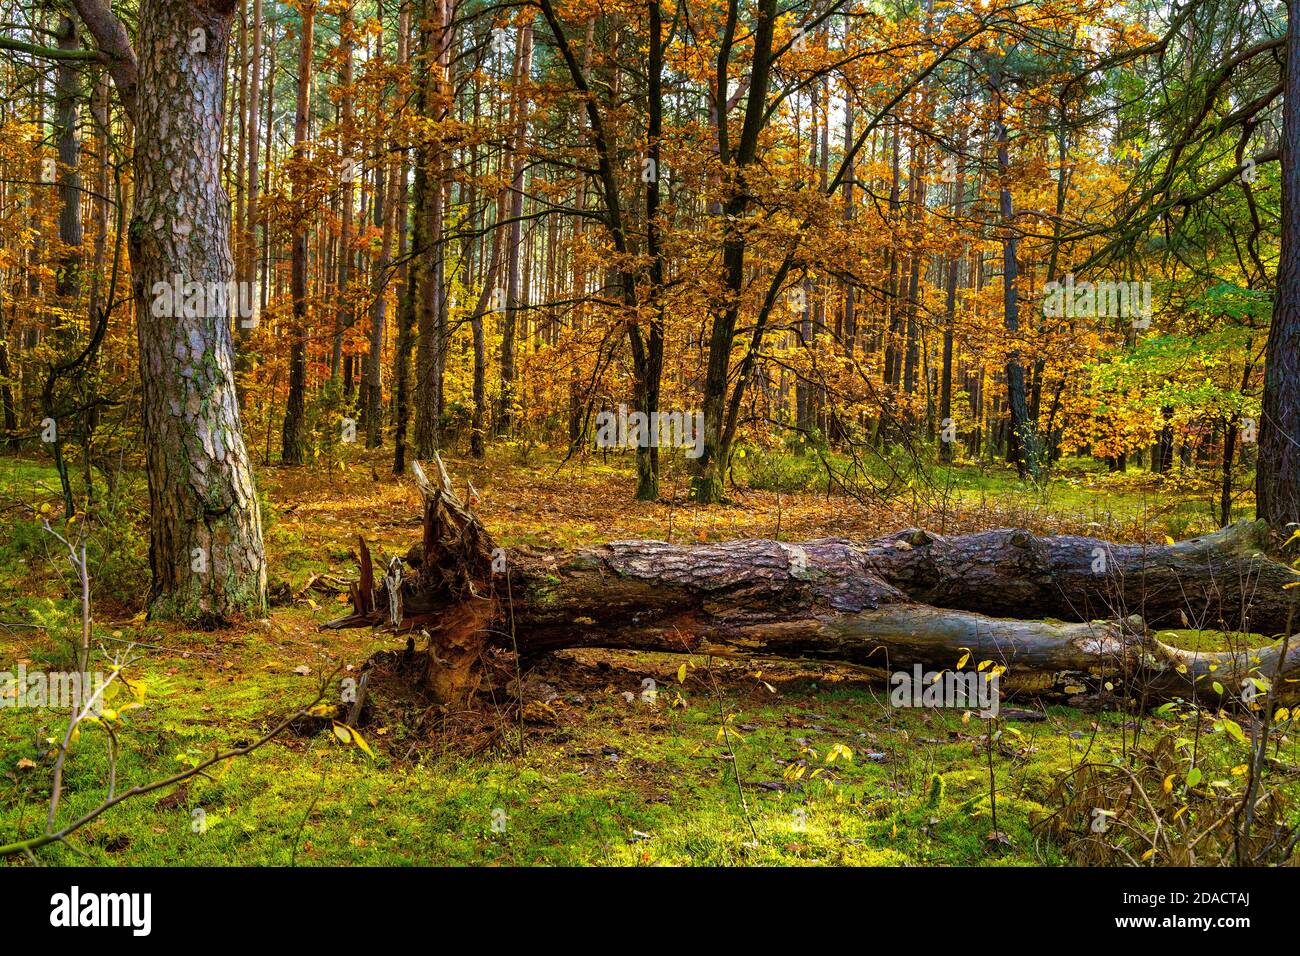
[1156,629,1275,652]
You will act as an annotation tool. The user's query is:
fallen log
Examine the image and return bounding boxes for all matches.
[867,522,1298,637]
[323,459,1300,711]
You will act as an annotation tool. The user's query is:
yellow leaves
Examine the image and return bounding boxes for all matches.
[824,742,853,764]
[331,721,375,759]
[716,713,745,743]
[1162,773,1174,794]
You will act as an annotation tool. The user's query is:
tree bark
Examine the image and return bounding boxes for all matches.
[413,0,450,455]
[495,17,533,438]
[1258,0,1300,531]
[632,0,665,501]
[54,16,83,310]
[690,0,779,504]
[281,0,315,466]
[989,65,1041,480]
[330,2,356,382]
[365,131,396,449]
[126,0,268,622]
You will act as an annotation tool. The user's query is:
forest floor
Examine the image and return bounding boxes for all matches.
[0,447,1289,865]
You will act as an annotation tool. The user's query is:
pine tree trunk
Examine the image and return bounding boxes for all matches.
[130,0,267,622]
[281,0,315,466]
[990,68,1041,480]
[495,18,533,437]
[1258,4,1300,530]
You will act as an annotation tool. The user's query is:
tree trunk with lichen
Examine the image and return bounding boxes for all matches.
[326,462,1300,711]
[129,0,267,623]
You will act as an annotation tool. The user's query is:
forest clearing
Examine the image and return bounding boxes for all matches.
[2,447,1297,872]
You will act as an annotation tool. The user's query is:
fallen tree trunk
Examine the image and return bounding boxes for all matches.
[324,459,1300,711]
[867,523,1297,637]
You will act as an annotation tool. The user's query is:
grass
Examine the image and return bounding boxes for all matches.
[0,446,1292,866]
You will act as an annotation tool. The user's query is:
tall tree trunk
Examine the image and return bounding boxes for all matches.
[241,0,261,302]
[54,15,84,313]
[470,207,504,460]
[840,94,855,357]
[393,164,420,474]
[281,0,315,465]
[259,17,276,315]
[364,1,394,449]
[0,302,17,449]
[990,66,1041,480]
[939,158,965,464]
[495,18,533,437]
[1258,3,1300,531]
[389,6,413,472]
[631,0,665,501]
[691,0,779,503]
[330,1,355,381]
[413,0,451,455]
[127,0,267,621]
